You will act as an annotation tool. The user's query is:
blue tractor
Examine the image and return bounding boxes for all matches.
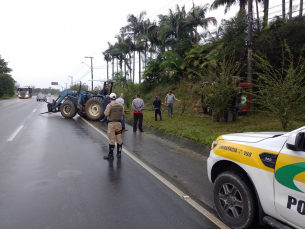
[45,80,114,121]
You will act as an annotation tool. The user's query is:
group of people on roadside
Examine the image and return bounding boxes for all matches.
[102,91,180,160]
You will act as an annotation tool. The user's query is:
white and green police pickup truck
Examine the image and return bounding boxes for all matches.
[208,126,305,229]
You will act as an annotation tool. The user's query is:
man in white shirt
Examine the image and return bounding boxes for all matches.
[165,90,180,116]
[116,93,127,131]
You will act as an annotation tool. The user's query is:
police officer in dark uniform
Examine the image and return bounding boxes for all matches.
[103,93,125,159]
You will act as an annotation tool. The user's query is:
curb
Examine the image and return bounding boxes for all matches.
[125,119,211,157]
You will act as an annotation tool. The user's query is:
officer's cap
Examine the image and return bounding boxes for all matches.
[110,93,116,100]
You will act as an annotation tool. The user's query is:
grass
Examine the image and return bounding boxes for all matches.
[0,95,17,100]
[125,106,305,146]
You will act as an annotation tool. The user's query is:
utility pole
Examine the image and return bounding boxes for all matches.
[247,0,253,108]
[64,83,67,89]
[85,56,94,91]
[300,0,303,17]
[68,76,73,87]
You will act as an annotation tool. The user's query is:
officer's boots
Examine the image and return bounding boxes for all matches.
[117,144,122,158]
[104,145,115,160]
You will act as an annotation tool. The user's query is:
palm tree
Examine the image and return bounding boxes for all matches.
[210,0,247,14]
[181,3,217,44]
[106,42,115,79]
[102,51,111,80]
[124,11,147,83]
[138,19,153,71]
[158,5,188,43]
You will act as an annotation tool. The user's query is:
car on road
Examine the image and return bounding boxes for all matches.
[37,94,46,101]
[208,127,305,229]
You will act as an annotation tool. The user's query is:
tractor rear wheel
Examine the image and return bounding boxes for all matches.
[85,97,103,121]
[60,101,76,118]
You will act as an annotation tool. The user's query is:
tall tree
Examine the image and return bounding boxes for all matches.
[181,4,217,44]
[0,55,14,97]
[210,0,247,14]
[124,11,147,83]
[0,55,12,74]
[102,51,111,80]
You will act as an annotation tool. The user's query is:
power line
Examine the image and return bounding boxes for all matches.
[147,0,181,19]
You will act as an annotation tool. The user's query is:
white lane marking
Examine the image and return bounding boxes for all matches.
[33,109,36,112]
[7,126,23,142]
[80,117,229,229]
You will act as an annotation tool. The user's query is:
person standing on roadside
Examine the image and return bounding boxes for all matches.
[103,93,125,159]
[152,96,167,121]
[165,90,180,116]
[132,94,144,132]
[102,95,110,126]
[116,93,127,131]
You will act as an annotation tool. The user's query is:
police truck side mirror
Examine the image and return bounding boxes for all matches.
[286,132,305,151]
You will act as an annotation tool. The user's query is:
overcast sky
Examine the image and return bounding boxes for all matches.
[0,0,283,90]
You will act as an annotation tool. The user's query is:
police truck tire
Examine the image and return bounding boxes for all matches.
[60,101,76,118]
[85,97,103,121]
[213,171,256,229]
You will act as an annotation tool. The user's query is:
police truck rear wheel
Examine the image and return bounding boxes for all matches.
[213,171,256,229]
[60,101,76,118]
[85,97,103,121]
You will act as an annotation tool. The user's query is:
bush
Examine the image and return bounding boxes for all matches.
[253,42,305,130]
[201,58,241,122]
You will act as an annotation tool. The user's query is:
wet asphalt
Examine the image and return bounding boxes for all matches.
[0,97,218,229]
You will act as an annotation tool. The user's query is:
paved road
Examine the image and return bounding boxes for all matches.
[0,97,223,229]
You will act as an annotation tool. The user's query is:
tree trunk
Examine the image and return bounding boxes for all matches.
[107,61,109,80]
[139,51,141,83]
[120,59,123,76]
[263,0,269,28]
[256,0,260,30]
[133,35,135,84]
[289,0,292,20]
[282,0,285,19]
[145,41,147,71]
[124,59,126,79]
[112,58,114,79]
[129,56,132,80]
[116,58,118,74]
[300,0,303,17]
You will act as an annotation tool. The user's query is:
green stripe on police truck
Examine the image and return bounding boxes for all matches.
[275,162,305,193]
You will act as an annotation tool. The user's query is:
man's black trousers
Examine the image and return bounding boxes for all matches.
[133,113,143,132]
[155,109,162,121]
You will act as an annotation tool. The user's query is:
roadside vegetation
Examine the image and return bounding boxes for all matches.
[107,1,305,145]
[119,79,305,146]
[0,55,15,99]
